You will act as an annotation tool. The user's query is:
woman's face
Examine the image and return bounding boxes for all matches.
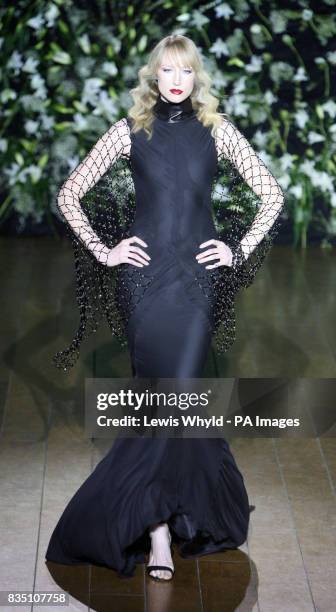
[156,52,194,103]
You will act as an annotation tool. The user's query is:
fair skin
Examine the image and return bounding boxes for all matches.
[105,52,233,270]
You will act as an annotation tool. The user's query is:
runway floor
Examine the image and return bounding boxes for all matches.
[0,237,335,611]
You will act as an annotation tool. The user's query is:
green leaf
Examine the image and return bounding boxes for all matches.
[227,57,245,68]
[73,101,87,113]
[53,104,73,114]
[38,153,49,169]
[106,45,114,59]
[55,122,72,131]
[58,20,69,34]
[315,104,324,119]
[20,140,35,154]
[138,35,147,52]
[52,50,72,65]
[15,152,24,165]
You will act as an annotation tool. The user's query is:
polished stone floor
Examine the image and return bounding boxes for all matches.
[0,237,335,611]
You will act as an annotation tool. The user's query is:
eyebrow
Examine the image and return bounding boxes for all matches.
[161,64,192,68]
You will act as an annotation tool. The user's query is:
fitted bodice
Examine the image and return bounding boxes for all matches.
[126,114,219,272]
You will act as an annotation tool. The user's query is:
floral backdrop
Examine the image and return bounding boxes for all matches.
[1,0,335,247]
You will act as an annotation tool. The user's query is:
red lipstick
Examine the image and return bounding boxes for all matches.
[170,89,183,94]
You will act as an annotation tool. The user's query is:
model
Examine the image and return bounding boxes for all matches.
[46,34,284,581]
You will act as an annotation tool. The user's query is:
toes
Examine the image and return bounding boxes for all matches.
[148,568,172,580]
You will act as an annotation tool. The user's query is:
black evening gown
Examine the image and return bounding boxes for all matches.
[46,94,284,577]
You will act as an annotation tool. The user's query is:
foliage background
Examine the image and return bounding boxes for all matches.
[1,0,336,247]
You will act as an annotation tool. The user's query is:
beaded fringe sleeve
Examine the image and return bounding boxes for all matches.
[208,117,285,354]
[53,116,285,371]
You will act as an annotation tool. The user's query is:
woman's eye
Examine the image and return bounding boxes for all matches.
[162,68,192,73]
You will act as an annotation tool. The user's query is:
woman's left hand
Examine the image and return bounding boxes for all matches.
[195,239,233,269]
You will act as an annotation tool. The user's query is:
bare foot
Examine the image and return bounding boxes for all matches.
[147,522,174,580]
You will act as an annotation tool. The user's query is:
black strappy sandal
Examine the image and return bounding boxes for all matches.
[146,563,175,581]
[146,532,175,582]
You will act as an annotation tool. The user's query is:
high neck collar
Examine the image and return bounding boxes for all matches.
[152,94,196,123]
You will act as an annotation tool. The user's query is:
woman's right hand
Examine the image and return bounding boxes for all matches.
[99,236,151,268]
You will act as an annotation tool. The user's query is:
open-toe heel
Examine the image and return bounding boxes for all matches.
[147,528,175,581]
[146,564,175,581]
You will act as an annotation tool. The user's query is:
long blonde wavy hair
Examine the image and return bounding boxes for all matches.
[128,34,226,139]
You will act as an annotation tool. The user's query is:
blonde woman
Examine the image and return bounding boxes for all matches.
[46,34,284,581]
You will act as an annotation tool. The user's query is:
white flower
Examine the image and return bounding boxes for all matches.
[211,69,229,89]
[22,57,39,73]
[215,3,234,19]
[270,62,294,83]
[0,138,8,153]
[102,61,118,76]
[280,153,295,172]
[245,55,263,73]
[321,100,336,118]
[209,38,229,58]
[301,163,334,193]
[327,51,336,65]
[315,172,334,193]
[3,163,21,187]
[253,130,268,148]
[27,15,44,30]
[41,115,55,131]
[73,113,89,131]
[52,135,78,160]
[0,88,17,103]
[7,51,23,74]
[20,94,44,112]
[295,109,309,129]
[24,120,39,134]
[269,10,288,34]
[293,67,308,82]
[300,160,315,177]
[302,9,313,21]
[307,131,325,144]
[288,184,303,199]
[264,90,277,105]
[30,73,47,99]
[250,24,262,34]
[92,90,118,120]
[191,10,209,29]
[233,76,246,94]
[330,192,336,208]
[45,4,60,27]
[225,94,249,117]
[277,174,291,190]
[82,78,104,106]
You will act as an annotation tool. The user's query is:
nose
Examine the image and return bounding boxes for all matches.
[173,69,181,86]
